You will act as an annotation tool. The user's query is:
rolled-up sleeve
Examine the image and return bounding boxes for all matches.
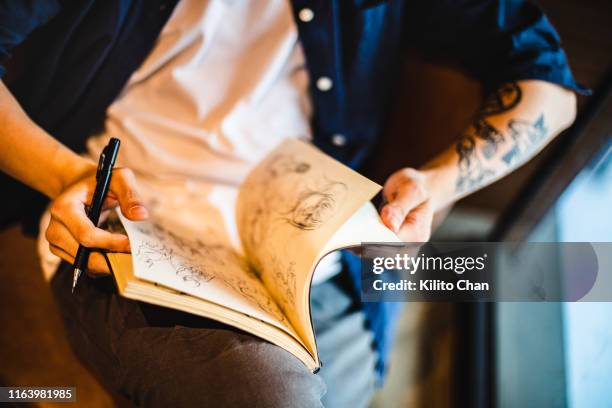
[404,0,590,95]
[0,0,61,78]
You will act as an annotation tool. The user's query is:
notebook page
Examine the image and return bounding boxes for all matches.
[118,212,297,335]
[236,139,381,353]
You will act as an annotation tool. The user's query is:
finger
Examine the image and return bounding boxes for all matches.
[49,201,131,252]
[47,215,130,255]
[49,243,76,264]
[45,220,79,256]
[109,168,148,220]
[48,244,110,275]
[85,252,112,276]
[397,201,434,242]
[381,182,429,232]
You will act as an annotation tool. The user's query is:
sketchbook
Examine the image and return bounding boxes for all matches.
[106,138,400,372]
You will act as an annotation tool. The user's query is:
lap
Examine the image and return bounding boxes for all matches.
[51,262,375,408]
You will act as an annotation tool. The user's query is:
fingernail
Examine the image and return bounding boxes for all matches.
[129,205,148,218]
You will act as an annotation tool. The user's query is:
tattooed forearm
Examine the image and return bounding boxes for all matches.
[455,82,549,193]
[417,80,574,209]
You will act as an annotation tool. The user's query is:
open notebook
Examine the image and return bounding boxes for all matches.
[106,139,400,372]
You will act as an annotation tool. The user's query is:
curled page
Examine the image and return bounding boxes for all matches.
[236,139,382,353]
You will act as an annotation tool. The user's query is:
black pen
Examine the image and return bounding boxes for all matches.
[72,138,121,293]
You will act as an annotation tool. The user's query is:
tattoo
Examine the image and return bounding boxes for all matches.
[473,82,522,158]
[501,114,548,165]
[456,82,522,192]
[481,82,522,117]
[474,118,504,159]
[455,135,495,192]
[455,82,548,193]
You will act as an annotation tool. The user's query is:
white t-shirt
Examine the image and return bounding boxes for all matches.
[38,0,341,283]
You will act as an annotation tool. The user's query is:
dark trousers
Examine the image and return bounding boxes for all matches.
[51,262,377,408]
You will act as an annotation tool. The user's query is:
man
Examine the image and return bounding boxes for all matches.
[0,0,584,406]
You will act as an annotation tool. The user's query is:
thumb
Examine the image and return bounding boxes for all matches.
[110,168,149,221]
[381,182,428,232]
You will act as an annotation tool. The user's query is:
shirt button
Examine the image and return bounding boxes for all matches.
[299,8,314,22]
[331,134,347,147]
[316,76,333,92]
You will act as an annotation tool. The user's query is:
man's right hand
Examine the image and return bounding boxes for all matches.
[45,167,148,275]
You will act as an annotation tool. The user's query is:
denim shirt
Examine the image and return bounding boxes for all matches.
[0,0,586,381]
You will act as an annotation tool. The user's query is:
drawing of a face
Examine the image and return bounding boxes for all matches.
[285,181,347,230]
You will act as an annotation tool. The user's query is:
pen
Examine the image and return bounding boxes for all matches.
[72,138,121,293]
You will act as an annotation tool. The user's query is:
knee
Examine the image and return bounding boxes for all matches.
[204,337,326,407]
[120,329,326,408]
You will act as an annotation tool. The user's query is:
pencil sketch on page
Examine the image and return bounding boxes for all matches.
[238,150,348,312]
[134,240,216,287]
[241,153,348,246]
[118,215,289,324]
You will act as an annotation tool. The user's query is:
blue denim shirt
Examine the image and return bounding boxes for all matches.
[0,0,586,381]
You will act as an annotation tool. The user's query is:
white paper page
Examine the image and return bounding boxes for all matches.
[322,201,402,253]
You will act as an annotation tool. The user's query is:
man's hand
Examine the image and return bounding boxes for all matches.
[380,168,436,242]
[45,167,148,275]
